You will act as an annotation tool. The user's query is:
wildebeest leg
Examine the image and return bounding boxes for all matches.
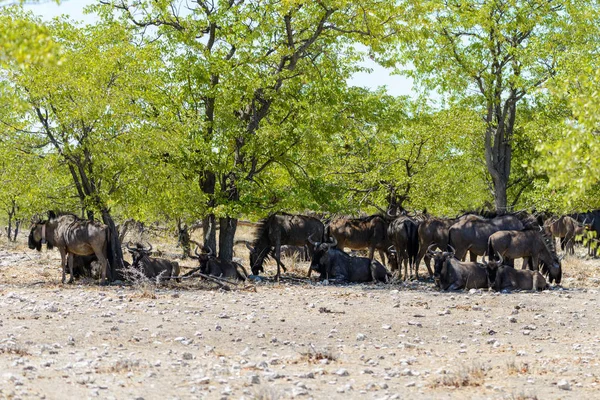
[447,281,463,291]
[368,246,375,262]
[469,251,477,262]
[306,242,314,278]
[67,253,74,284]
[403,252,409,281]
[378,249,386,267]
[273,243,284,281]
[59,248,67,284]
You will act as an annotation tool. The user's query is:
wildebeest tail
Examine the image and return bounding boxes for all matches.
[406,221,419,266]
[487,238,496,261]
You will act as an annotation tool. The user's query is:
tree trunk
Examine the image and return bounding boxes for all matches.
[101,208,125,282]
[200,171,217,253]
[12,219,21,242]
[218,217,237,262]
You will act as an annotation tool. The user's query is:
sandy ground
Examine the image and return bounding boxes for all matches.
[1,232,600,400]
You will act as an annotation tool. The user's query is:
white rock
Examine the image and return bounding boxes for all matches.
[557,380,571,390]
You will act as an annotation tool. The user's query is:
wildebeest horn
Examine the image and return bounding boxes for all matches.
[328,236,337,248]
[126,241,136,252]
[387,209,397,218]
[498,252,504,265]
[245,242,254,252]
[194,244,202,257]
[145,242,153,252]
[447,244,456,254]
[427,243,437,254]
[482,251,487,264]
[388,245,397,254]
[308,233,318,246]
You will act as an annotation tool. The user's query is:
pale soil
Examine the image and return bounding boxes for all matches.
[1,232,600,400]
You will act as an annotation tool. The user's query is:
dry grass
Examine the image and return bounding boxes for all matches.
[430,364,486,388]
[0,344,31,356]
[506,359,530,375]
[298,344,338,364]
[253,386,281,400]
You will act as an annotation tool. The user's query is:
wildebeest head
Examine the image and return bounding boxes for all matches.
[427,244,455,287]
[28,221,53,251]
[481,252,503,286]
[245,242,267,275]
[126,241,152,265]
[308,235,337,275]
[190,244,215,273]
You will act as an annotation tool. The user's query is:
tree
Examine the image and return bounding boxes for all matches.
[98,0,404,262]
[0,12,162,278]
[392,0,581,212]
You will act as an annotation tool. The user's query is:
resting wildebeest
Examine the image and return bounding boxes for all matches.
[125,242,180,282]
[246,213,325,279]
[308,236,391,283]
[484,254,548,292]
[429,245,490,291]
[448,214,526,261]
[185,244,248,281]
[387,216,419,280]
[328,214,392,266]
[487,229,562,284]
[414,217,455,279]
[29,212,114,284]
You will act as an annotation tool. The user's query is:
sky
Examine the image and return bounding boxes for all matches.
[23,0,415,98]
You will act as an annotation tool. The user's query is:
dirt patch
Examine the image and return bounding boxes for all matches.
[1,237,600,399]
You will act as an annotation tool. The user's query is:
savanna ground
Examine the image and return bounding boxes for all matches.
[1,224,599,400]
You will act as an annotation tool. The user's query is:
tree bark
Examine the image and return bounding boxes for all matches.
[101,208,125,282]
[13,219,20,242]
[200,171,217,253]
[218,217,237,262]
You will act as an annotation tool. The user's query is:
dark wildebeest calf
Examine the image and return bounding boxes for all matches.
[246,213,325,279]
[429,245,490,291]
[483,254,548,292]
[126,242,180,282]
[29,212,114,284]
[186,244,248,281]
[487,229,562,284]
[309,236,391,283]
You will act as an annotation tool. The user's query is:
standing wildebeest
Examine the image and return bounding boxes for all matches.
[484,254,548,291]
[387,216,419,280]
[328,214,392,265]
[429,245,490,291]
[448,214,525,261]
[487,229,562,284]
[414,217,455,279]
[126,242,180,282]
[308,236,391,283]
[545,215,590,254]
[186,244,248,281]
[29,213,114,284]
[246,213,324,279]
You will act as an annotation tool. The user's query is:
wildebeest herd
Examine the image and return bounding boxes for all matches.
[26,209,599,292]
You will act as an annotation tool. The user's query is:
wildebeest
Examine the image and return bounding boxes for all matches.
[186,244,248,281]
[414,217,455,279]
[29,212,114,284]
[328,214,392,265]
[484,254,548,291]
[448,214,526,261]
[487,229,562,284]
[387,216,419,280]
[125,242,180,282]
[246,213,325,279]
[429,245,490,291]
[545,215,590,254]
[308,236,391,283]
